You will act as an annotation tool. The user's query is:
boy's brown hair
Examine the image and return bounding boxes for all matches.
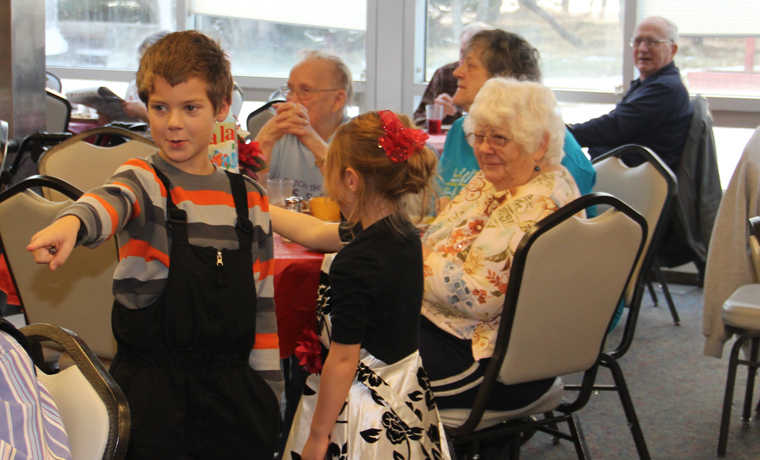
[137,30,233,112]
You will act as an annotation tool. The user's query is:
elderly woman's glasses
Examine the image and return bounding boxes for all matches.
[466,132,510,148]
[629,37,670,48]
[279,85,342,100]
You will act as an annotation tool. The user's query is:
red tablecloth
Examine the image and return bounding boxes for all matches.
[68,118,102,134]
[273,234,324,359]
[427,133,447,155]
[0,253,19,306]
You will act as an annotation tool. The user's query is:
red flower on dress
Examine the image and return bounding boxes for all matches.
[472,288,488,304]
[377,110,429,163]
[294,328,323,374]
[486,269,508,294]
[468,219,485,234]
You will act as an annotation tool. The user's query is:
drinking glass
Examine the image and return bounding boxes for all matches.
[426,104,443,135]
[266,178,296,206]
[266,178,284,206]
[281,178,294,200]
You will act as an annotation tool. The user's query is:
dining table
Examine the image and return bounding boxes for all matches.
[67,117,102,134]
[273,233,325,359]
[426,132,447,156]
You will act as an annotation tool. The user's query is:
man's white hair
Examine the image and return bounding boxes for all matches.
[641,16,679,42]
[300,50,353,105]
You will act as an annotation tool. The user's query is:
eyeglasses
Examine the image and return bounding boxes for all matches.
[466,132,510,148]
[629,37,671,48]
[279,85,342,100]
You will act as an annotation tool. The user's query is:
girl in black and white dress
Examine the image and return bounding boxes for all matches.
[282,111,450,460]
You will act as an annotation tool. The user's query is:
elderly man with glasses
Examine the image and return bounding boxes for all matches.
[256,51,352,199]
[569,16,693,170]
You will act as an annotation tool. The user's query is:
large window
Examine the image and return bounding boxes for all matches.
[420,0,760,184]
[190,1,367,80]
[425,0,624,92]
[639,1,760,98]
[45,0,366,81]
[46,0,177,70]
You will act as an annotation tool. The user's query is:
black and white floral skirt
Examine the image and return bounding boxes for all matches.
[283,350,450,460]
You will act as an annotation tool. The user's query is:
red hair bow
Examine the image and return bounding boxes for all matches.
[377,110,429,163]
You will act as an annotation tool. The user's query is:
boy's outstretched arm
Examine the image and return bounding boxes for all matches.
[270,205,342,252]
[26,216,81,271]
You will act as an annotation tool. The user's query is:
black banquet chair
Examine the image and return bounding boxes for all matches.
[440,193,647,459]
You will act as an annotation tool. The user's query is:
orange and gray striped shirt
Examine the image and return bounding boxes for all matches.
[58,154,281,388]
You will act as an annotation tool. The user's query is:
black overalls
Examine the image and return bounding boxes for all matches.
[109,167,280,459]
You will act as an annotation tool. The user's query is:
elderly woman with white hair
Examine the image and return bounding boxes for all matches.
[420,77,581,412]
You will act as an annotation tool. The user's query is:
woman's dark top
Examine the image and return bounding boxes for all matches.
[329,216,423,365]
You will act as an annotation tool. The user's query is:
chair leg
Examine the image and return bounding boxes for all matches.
[742,338,760,422]
[566,413,590,460]
[653,266,680,325]
[602,355,651,460]
[718,335,747,457]
[468,440,480,460]
[646,281,659,306]
[694,258,706,288]
[509,435,521,460]
[543,411,561,445]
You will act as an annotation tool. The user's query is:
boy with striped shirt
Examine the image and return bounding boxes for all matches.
[27,31,280,459]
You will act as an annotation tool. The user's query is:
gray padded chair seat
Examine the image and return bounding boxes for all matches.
[439,377,563,431]
[722,284,760,328]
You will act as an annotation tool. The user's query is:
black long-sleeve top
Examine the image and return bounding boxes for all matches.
[329,216,423,365]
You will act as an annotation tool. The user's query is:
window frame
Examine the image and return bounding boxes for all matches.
[47,0,760,129]
[408,0,760,129]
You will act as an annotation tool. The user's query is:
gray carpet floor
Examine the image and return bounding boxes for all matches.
[516,282,760,460]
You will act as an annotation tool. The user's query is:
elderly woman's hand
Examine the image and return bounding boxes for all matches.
[434,93,457,117]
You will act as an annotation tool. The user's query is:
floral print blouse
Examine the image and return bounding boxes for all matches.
[421,167,581,361]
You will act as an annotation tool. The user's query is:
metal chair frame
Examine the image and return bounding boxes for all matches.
[717,216,760,457]
[445,193,647,460]
[563,144,678,459]
[22,322,130,460]
[245,99,286,138]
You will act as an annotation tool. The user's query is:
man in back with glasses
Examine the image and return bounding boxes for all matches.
[569,16,693,171]
[256,51,352,199]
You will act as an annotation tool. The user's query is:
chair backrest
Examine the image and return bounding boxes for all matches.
[45,71,62,92]
[0,176,118,359]
[246,99,285,138]
[669,94,722,267]
[457,193,647,434]
[22,323,129,460]
[0,132,73,192]
[0,120,7,167]
[496,193,646,384]
[38,126,157,201]
[749,216,760,281]
[45,89,72,133]
[231,82,244,122]
[592,144,675,307]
